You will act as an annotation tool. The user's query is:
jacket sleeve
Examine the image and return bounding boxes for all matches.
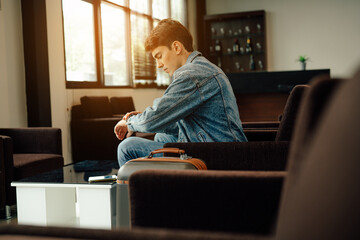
[126,72,216,133]
[162,122,179,136]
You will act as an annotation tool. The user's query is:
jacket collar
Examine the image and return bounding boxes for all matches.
[172,51,202,79]
[186,51,202,64]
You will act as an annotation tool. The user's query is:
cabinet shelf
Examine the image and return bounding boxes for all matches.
[210,51,264,57]
[204,10,267,73]
[211,32,264,40]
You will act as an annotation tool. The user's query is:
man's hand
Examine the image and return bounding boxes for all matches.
[114,111,141,140]
[114,120,134,140]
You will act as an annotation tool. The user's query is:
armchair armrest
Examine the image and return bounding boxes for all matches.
[0,136,8,208]
[129,169,285,234]
[0,128,62,154]
[164,142,289,171]
[242,121,280,129]
[0,224,270,240]
[0,135,14,208]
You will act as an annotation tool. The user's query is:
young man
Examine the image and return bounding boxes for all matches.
[114,19,247,167]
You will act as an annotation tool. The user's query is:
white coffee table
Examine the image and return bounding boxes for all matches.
[11,160,121,230]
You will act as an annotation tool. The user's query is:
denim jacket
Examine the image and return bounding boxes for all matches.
[127,51,247,142]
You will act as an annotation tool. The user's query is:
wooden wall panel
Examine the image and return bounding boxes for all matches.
[236,93,289,122]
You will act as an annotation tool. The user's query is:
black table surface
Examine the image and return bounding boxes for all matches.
[14,160,119,185]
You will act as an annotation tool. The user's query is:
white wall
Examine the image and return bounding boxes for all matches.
[206,0,360,78]
[187,0,198,50]
[0,0,27,127]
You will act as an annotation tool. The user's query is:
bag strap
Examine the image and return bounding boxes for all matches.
[144,148,207,170]
[147,148,185,158]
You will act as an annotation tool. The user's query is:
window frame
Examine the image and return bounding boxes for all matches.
[62,0,187,89]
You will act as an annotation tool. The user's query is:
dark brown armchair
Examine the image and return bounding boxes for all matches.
[128,76,344,234]
[0,128,63,219]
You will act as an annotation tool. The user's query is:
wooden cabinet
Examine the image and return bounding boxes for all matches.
[203,10,266,73]
[228,69,331,122]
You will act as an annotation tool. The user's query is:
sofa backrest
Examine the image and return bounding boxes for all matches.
[80,96,113,118]
[276,73,359,239]
[275,84,309,142]
[110,97,135,114]
[74,96,135,119]
[286,77,342,172]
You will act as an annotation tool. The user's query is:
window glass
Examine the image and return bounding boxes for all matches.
[62,0,187,88]
[101,3,129,86]
[152,0,168,20]
[130,0,149,14]
[171,0,186,25]
[156,64,171,86]
[131,14,156,86]
[62,0,96,82]
[106,0,125,6]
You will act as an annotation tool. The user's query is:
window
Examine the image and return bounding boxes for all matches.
[101,2,129,86]
[62,0,187,88]
[62,0,97,83]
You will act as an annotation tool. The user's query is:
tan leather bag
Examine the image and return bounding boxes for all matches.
[117,148,207,184]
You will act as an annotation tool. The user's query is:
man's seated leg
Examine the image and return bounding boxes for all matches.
[117,137,164,167]
[154,133,178,143]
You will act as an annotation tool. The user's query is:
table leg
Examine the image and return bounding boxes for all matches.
[16,187,76,226]
[77,186,116,229]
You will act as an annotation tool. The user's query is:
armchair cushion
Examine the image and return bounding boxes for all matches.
[80,96,113,118]
[13,154,63,179]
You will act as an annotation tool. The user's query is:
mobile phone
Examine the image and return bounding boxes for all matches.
[88,175,117,183]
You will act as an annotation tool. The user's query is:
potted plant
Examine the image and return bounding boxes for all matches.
[297,55,310,70]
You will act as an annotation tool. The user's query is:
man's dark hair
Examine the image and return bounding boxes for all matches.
[145,19,194,52]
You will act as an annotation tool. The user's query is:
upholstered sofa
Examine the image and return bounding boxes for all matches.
[70,96,154,163]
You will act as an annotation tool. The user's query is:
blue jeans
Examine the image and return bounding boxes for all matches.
[117,133,178,167]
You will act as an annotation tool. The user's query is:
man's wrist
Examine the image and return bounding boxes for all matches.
[122,113,132,121]
[122,111,141,121]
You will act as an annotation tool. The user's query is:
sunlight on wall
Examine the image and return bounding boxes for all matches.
[0,0,27,127]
